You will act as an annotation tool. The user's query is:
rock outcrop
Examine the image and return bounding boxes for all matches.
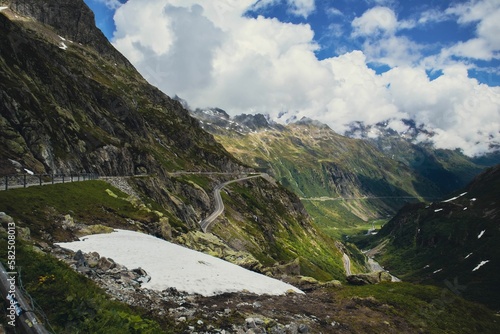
[346,271,392,285]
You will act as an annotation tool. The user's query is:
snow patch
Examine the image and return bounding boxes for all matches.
[58,35,66,41]
[0,6,8,11]
[423,264,430,269]
[23,168,34,175]
[59,42,68,50]
[463,207,468,211]
[56,229,303,296]
[442,192,468,203]
[472,260,489,272]
[471,198,477,201]
[477,230,485,239]
[464,253,473,259]
[434,208,443,212]
[433,268,442,274]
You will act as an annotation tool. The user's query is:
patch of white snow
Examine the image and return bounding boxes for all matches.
[442,192,468,203]
[477,230,485,239]
[23,168,34,175]
[0,6,8,11]
[464,253,473,259]
[58,35,66,41]
[56,229,303,296]
[59,42,68,50]
[471,198,477,201]
[463,207,468,211]
[472,260,489,272]
[433,268,442,274]
[434,208,443,212]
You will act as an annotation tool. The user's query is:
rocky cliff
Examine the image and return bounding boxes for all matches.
[0,2,247,175]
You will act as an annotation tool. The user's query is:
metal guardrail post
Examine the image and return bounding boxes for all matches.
[0,263,50,333]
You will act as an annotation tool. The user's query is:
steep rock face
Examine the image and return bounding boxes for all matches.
[0,3,243,175]
[2,0,129,66]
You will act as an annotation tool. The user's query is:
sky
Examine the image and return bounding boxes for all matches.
[83,0,500,156]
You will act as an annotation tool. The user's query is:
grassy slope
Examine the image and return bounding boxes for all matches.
[362,165,500,310]
[212,123,440,253]
[0,180,498,333]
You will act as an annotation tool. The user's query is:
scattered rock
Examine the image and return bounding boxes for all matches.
[347,271,392,285]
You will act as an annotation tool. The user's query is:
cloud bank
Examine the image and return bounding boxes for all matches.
[112,0,500,156]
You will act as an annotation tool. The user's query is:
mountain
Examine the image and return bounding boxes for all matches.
[1,2,500,333]
[190,111,455,230]
[346,120,498,194]
[0,1,245,176]
[364,164,500,310]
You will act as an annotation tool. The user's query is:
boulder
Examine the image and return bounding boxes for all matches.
[347,271,392,285]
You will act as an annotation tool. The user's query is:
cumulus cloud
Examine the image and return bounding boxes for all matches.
[445,0,500,60]
[351,6,397,37]
[111,0,500,156]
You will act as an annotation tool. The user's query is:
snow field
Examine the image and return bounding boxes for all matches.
[56,229,304,297]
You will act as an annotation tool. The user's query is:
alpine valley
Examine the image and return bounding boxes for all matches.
[0,1,499,333]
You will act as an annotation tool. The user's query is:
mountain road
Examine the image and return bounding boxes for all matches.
[199,174,267,232]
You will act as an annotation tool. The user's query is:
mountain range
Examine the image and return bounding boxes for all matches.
[0,1,499,333]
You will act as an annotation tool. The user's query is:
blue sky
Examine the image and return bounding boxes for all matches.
[84,0,500,155]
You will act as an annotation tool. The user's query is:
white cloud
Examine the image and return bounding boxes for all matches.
[111,0,500,156]
[445,0,500,61]
[363,35,423,67]
[352,6,397,37]
[326,7,342,17]
[96,0,123,10]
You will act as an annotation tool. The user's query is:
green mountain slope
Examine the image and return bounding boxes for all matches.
[365,164,500,310]
[190,111,446,235]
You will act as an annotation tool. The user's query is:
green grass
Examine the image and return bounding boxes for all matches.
[0,181,159,240]
[0,237,168,333]
[214,180,347,281]
[338,282,500,333]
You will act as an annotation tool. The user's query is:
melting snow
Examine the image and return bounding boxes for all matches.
[464,253,473,259]
[59,42,68,50]
[463,207,468,211]
[23,168,34,175]
[56,229,303,296]
[423,264,430,269]
[434,208,443,212]
[471,198,477,201]
[472,260,489,272]
[58,35,66,41]
[0,6,8,11]
[442,192,468,203]
[477,230,485,239]
[433,269,442,274]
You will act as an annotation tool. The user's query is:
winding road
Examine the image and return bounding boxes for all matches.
[199,174,266,232]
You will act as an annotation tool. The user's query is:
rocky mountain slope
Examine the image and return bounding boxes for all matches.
[190,109,496,237]
[346,120,496,194]
[363,164,500,310]
[0,0,351,285]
